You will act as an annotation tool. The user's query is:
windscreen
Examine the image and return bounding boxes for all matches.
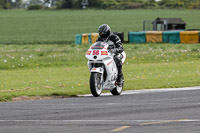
[91,42,106,49]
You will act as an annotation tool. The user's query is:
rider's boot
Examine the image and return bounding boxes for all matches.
[117,73,123,87]
[117,65,123,87]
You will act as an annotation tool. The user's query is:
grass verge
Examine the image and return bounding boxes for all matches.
[0,43,200,101]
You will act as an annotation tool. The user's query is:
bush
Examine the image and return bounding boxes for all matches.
[56,1,62,9]
[28,5,44,10]
[100,0,118,8]
[62,0,73,8]
[121,2,144,9]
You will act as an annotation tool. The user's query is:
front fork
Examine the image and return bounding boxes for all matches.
[88,62,107,87]
[90,66,104,84]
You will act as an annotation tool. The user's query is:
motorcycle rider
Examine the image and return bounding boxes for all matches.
[96,24,124,86]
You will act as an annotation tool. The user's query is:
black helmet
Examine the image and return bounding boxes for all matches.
[98,24,111,40]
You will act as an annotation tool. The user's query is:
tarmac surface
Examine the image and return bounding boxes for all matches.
[0,87,200,133]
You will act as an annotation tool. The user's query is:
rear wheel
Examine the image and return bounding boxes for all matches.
[110,77,124,95]
[90,72,103,97]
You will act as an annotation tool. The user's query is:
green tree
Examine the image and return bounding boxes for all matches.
[29,0,43,5]
[9,0,22,8]
[0,0,11,9]
[62,0,72,8]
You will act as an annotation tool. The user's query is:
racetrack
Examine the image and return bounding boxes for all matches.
[0,87,200,133]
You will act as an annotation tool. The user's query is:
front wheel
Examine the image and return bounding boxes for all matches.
[110,77,124,95]
[90,72,103,97]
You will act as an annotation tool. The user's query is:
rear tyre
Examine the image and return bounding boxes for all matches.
[90,72,102,97]
[110,77,124,95]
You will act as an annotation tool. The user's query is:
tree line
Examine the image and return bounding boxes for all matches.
[1,0,200,10]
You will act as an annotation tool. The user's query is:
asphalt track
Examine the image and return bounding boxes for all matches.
[0,87,200,133]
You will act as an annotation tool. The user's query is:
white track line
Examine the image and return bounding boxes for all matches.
[0,119,199,122]
[78,86,200,97]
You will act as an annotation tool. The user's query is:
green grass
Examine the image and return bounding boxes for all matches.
[0,67,90,101]
[0,9,200,101]
[0,9,200,44]
[0,43,200,101]
[0,44,87,70]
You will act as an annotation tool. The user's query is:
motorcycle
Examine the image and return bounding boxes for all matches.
[85,41,126,97]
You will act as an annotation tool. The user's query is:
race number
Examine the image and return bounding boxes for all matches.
[92,50,99,55]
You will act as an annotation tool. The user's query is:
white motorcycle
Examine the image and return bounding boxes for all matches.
[85,41,126,97]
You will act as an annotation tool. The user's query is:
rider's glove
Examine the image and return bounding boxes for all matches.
[110,49,117,54]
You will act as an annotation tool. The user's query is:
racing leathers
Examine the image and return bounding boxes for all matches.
[96,33,124,86]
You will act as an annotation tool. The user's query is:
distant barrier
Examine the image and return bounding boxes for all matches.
[146,31,163,43]
[75,32,124,45]
[75,34,82,45]
[76,31,200,45]
[180,31,199,44]
[162,31,181,43]
[128,30,200,44]
[75,33,99,45]
[128,32,146,43]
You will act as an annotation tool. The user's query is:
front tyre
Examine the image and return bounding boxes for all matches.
[110,77,124,95]
[90,72,103,97]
